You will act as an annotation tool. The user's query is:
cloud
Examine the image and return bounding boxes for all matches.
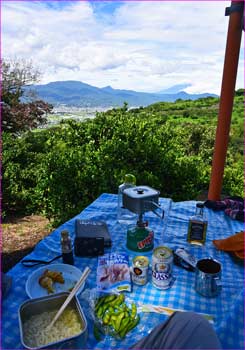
[2,1,244,94]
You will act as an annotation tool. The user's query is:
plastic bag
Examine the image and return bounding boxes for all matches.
[79,288,168,347]
[90,289,140,340]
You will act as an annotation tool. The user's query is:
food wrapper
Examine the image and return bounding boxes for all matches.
[96,253,131,293]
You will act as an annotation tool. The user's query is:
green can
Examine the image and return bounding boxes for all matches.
[126,223,154,252]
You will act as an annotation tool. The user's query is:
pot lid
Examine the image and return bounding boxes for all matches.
[123,186,160,199]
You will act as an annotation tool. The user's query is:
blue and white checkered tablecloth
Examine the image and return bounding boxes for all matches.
[2,193,244,349]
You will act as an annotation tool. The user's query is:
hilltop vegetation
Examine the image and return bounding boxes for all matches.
[2,91,244,225]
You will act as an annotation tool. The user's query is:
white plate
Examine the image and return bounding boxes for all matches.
[25,263,85,298]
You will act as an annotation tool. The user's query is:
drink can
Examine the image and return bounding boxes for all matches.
[132,256,149,285]
[152,246,173,289]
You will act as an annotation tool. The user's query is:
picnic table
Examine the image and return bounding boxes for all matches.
[2,193,244,349]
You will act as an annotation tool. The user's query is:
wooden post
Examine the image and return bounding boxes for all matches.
[208,1,243,200]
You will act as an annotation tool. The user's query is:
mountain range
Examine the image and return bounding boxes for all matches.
[26,80,218,107]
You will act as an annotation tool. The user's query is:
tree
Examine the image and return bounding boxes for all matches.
[1,59,52,134]
[235,88,244,96]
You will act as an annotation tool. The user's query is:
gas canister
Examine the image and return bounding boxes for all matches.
[126,222,154,252]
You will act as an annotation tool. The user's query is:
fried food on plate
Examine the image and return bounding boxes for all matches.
[38,269,65,293]
[39,276,54,294]
[43,269,65,284]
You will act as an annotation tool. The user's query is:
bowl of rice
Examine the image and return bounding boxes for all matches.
[18,292,87,349]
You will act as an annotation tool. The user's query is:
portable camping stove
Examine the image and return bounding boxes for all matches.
[122,186,164,252]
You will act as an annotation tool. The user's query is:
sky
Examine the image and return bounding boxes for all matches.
[2,0,244,94]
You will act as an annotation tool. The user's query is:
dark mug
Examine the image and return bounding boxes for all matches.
[195,258,222,297]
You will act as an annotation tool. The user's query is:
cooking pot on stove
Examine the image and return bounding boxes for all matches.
[123,186,163,218]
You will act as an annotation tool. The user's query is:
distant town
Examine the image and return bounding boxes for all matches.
[45,104,141,127]
[46,105,112,127]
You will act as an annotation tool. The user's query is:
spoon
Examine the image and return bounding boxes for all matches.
[47,266,91,330]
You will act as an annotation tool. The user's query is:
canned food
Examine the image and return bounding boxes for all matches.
[132,256,149,286]
[152,246,173,289]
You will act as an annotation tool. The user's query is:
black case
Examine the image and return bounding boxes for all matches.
[74,220,112,257]
[74,236,104,257]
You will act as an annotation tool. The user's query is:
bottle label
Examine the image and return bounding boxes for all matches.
[187,220,207,244]
[62,242,72,254]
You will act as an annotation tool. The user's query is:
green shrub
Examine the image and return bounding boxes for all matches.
[2,95,243,225]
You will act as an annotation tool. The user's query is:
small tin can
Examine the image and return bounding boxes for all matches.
[152,246,173,290]
[132,256,149,285]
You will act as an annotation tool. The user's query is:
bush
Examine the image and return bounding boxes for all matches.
[2,98,243,225]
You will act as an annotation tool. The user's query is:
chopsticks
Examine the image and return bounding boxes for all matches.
[47,266,91,330]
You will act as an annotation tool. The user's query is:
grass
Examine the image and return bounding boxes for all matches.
[2,215,53,272]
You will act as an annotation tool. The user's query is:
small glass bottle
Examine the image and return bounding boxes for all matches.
[117,174,137,224]
[187,203,207,245]
[61,230,74,265]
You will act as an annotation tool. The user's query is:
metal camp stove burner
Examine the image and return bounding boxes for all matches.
[123,186,164,252]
